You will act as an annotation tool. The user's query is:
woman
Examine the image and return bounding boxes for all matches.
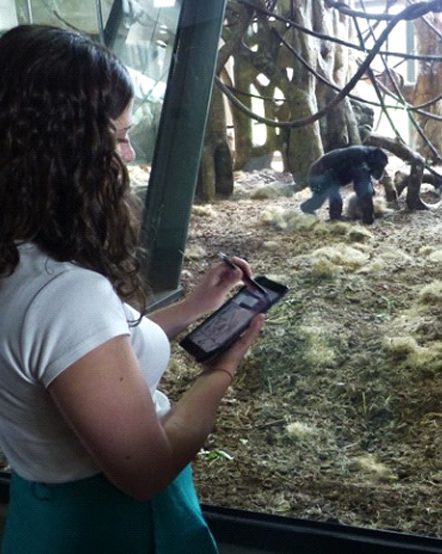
[0,25,264,553]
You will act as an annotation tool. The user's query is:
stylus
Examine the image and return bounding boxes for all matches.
[218,252,269,297]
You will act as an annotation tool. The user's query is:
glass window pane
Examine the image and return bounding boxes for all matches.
[108,0,181,164]
[0,1,181,166]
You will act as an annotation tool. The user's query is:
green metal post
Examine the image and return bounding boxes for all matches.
[140,0,227,298]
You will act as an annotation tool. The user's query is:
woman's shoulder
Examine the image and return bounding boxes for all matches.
[8,243,121,312]
[18,242,97,272]
[17,242,112,286]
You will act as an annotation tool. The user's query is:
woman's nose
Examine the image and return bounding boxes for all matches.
[119,140,136,163]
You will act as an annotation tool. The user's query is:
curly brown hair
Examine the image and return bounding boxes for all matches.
[0,25,146,311]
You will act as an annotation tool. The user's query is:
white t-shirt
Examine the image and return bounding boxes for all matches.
[0,243,171,483]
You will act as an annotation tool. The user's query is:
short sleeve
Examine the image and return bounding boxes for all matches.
[20,269,130,387]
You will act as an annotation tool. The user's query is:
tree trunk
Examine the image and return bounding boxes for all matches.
[365,133,431,209]
[313,1,361,151]
[412,10,442,161]
[406,160,427,210]
[285,1,323,185]
[231,57,255,170]
[286,87,323,186]
[197,86,233,201]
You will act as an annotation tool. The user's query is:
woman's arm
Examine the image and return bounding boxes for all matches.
[148,257,256,338]
[48,314,264,501]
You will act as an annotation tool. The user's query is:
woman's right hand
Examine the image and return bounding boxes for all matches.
[203,313,265,381]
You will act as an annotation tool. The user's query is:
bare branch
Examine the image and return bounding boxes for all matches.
[238,0,442,61]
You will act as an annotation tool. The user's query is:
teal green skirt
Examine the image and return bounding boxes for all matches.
[1,465,218,554]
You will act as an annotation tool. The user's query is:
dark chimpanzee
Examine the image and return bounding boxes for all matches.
[300,145,389,224]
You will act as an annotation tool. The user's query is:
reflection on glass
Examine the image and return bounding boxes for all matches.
[0,0,181,173]
[109,0,181,165]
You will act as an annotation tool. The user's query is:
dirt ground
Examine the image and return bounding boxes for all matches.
[165,169,442,540]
